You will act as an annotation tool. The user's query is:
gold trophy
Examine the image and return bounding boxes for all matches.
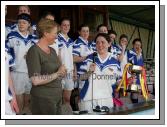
[128,65,142,92]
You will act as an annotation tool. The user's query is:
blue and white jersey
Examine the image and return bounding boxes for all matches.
[6,31,36,73]
[109,44,120,60]
[128,48,144,66]
[57,33,74,72]
[5,24,12,39]
[73,36,94,74]
[49,39,59,55]
[90,40,96,52]
[5,48,14,101]
[78,52,121,101]
[10,22,37,34]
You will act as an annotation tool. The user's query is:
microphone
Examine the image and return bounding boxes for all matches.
[93,52,97,63]
[92,52,97,111]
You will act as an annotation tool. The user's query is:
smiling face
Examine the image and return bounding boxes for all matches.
[120,37,128,47]
[109,33,116,43]
[18,19,30,33]
[133,41,142,51]
[60,20,70,35]
[79,26,89,40]
[96,36,110,55]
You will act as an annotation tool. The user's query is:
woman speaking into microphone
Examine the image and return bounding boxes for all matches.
[78,33,121,112]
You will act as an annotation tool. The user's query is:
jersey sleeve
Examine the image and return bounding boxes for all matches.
[6,33,15,48]
[128,50,144,66]
[78,54,93,75]
[26,46,41,78]
[73,41,81,56]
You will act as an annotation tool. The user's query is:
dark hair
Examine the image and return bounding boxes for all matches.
[119,34,128,41]
[132,38,142,45]
[108,29,117,36]
[17,13,31,23]
[60,17,70,25]
[95,33,111,43]
[78,24,89,31]
[97,24,107,32]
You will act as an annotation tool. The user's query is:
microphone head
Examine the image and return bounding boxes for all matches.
[93,52,97,57]
[93,52,97,63]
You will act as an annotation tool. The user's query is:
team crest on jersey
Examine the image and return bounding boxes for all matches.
[16,40,20,46]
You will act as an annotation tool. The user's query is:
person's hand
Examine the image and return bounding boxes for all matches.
[81,56,87,61]
[89,63,96,72]
[136,47,142,56]
[10,96,19,114]
[57,64,67,78]
[122,44,126,52]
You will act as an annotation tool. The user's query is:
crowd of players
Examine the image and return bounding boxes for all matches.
[5,5,144,115]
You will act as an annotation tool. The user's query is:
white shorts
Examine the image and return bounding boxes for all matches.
[5,100,16,115]
[62,71,74,91]
[11,72,32,95]
[79,97,113,112]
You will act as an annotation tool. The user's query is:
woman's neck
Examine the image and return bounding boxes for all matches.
[99,52,108,60]
[61,32,68,39]
[37,38,50,54]
[19,30,29,37]
[80,36,88,42]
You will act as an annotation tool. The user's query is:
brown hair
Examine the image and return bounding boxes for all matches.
[37,18,57,38]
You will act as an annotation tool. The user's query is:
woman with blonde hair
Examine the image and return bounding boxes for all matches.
[26,19,66,114]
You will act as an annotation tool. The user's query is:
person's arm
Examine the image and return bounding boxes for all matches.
[8,71,19,113]
[73,55,87,63]
[117,45,126,62]
[73,42,87,63]
[58,49,62,64]
[30,65,66,86]
[79,63,96,80]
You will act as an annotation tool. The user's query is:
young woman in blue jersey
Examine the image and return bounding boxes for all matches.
[128,38,144,103]
[129,38,144,66]
[6,13,36,114]
[78,33,121,112]
[9,5,36,35]
[117,34,129,75]
[108,30,120,59]
[57,18,74,112]
[73,24,94,75]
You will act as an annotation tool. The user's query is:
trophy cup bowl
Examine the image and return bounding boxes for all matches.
[129,65,142,74]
